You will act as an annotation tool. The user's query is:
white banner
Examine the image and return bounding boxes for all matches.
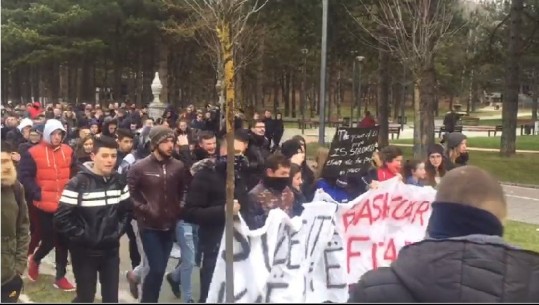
[207,178,436,303]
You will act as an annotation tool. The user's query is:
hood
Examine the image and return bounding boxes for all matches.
[387,236,539,302]
[17,118,33,132]
[43,119,66,145]
[81,161,116,181]
[101,117,118,137]
[190,158,215,176]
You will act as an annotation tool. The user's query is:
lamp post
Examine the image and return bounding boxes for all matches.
[148,72,166,120]
[301,48,309,135]
[356,56,365,120]
[95,87,100,106]
[319,0,328,145]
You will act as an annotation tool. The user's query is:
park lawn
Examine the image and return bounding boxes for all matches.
[476,116,532,126]
[504,221,539,253]
[307,143,539,185]
[22,274,77,303]
[389,135,539,151]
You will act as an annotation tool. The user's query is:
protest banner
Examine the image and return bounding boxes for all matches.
[207,178,436,303]
[323,126,379,178]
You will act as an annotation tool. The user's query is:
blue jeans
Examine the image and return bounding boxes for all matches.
[139,228,174,303]
[170,221,198,301]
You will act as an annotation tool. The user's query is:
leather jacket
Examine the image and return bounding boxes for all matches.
[127,153,186,230]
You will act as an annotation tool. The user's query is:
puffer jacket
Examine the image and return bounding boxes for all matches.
[1,179,29,285]
[127,153,186,230]
[18,119,76,213]
[54,162,130,253]
[349,235,539,302]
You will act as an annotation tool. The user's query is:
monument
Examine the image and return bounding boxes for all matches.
[148,72,167,120]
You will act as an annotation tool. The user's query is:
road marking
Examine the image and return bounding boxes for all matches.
[507,194,539,202]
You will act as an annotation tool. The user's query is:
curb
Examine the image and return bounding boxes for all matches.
[502,182,539,189]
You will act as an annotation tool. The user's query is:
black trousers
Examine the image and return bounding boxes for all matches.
[33,210,68,280]
[71,249,120,303]
[124,219,141,269]
[1,275,23,303]
[199,249,218,303]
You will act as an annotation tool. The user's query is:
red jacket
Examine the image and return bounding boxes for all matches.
[21,143,74,213]
[377,167,397,182]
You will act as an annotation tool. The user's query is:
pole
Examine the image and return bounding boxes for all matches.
[400,65,406,131]
[319,0,328,145]
[301,53,307,135]
[351,60,356,126]
[357,62,362,120]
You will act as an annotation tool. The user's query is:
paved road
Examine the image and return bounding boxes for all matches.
[31,184,538,303]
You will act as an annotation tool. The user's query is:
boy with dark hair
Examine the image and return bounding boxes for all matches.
[1,141,29,303]
[377,145,403,181]
[54,136,131,303]
[244,153,294,229]
[115,128,135,170]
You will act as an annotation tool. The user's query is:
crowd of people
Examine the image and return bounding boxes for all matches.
[1,100,537,303]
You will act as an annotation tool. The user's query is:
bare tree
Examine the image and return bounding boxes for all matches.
[168,0,269,302]
[349,0,459,157]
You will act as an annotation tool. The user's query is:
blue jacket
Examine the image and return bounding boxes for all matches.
[314,179,350,203]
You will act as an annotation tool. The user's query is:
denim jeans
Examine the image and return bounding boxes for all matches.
[139,228,174,303]
[170,221,198,301]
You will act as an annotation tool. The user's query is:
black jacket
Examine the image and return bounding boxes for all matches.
[183,158,249,253]
[349,236,539,302]
[53,162,131,253]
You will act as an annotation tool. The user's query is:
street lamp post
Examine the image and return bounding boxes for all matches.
[356,56,365,120]
[301,48,309,135]
[319,0,328,145]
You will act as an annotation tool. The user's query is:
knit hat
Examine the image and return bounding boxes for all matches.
[280,139,303,159]
[446,132,467,150]
[148,126,175,149]
[427,144,444,156]
[17,118,33,132]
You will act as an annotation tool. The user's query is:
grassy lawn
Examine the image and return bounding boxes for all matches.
[23,274,77,303]
[307,143,539,185]
[390,135,539,151]
[505,221,539,253]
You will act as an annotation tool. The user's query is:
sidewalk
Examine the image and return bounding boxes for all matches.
[391,143,539,154]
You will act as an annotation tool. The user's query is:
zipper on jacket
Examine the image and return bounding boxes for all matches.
[162,164,167,203]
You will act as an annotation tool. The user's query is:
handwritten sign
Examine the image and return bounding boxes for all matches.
[323,127,379,177]
[207,178,435,303]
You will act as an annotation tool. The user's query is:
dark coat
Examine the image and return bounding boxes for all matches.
[349,236,539,302]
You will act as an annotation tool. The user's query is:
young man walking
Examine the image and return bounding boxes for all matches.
[54,136,131,303]
[127,126,187,303]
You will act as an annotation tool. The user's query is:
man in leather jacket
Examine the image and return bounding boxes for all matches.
[127,126,186,303]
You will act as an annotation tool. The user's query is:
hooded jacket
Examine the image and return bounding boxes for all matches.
[1,162,29,285]
[349,235,539,302]
[53,162,130,253]
[5,118,33,149]
[18,119,77,213]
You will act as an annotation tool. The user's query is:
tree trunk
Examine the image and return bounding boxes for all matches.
[282,71,290,117]
[413,79,422,158]
[393,81,402,120]
[291,72,296,118]
[501,0,523,156]
[378,50,390,147]
[532,68,538,121]
[418,62,436,159]
[81,58,94,103]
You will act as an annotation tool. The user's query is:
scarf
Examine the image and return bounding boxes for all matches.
[426,201,503,239]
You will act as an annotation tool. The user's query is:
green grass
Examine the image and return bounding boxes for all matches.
[390,135,539,151]
[307,143,539,185]
[23,274,77,303]
[505,221,539,253]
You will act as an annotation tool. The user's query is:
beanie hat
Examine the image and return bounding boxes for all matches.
[446,132,467,150]
[31,124,45,135]
[148,126,175,149]
[280,139,303,159]
[427,144,444,156]
[17,118,33,132]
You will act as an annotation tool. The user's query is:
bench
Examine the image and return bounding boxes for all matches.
[437,126,463,138]
[488,125,503,137]
[460,116,480,126]
[520,121,536,135]
[389,126,401,140]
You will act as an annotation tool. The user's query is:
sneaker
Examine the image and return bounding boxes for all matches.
[170,243,181,259]
[27,254,39,282]
[126,271,139,300]
[54,277,76,291]
[187,299,195,303]
[165,272,181,299]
